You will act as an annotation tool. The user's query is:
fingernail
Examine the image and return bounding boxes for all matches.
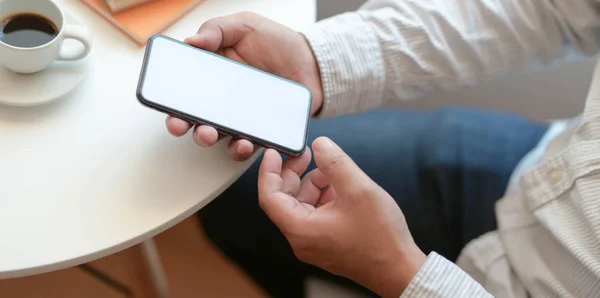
[184,34,201,44]
[229,145,241,159]
[316,137,334,150]
[193,132,206,146]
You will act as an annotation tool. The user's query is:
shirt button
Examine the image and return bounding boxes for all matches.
[549,169,562,184]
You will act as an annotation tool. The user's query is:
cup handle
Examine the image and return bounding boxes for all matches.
[57,25,92,61]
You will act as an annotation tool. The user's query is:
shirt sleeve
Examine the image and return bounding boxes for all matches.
[401,252,493,298]
[302,0,600,118]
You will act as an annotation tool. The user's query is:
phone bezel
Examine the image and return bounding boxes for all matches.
[136,34,312,156]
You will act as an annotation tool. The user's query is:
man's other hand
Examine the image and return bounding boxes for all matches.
[258,137,427,298]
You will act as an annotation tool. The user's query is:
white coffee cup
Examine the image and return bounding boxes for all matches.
[0,0,92,74]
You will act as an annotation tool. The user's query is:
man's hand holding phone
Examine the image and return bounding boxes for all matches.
[161,12,430,296]
[165,12,324,161]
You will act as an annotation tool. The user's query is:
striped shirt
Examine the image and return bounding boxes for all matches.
[303,0,600,296]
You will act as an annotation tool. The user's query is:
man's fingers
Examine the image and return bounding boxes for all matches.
[185,12,260,52]
[283,148,311,176]
[296,168,330,206]
[317,186,337,207]
[193,125,219,147]
[227,139,257,161]
[166,116,192,136]
[258,148,283,192]
[312,137,370,196]
[258,149,311,233]
[280,148,311,196]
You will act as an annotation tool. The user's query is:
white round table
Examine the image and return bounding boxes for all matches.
[0,0,316,279]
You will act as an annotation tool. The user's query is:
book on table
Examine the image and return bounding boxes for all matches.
[105,0,157,12]
[81,0,204,45]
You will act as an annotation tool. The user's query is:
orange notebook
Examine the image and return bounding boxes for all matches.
[81,0,204,45]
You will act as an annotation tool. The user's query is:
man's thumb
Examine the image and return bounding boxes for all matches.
[312,137,369,195]
[184,26,222,53]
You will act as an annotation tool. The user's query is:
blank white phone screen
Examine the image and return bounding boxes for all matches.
[139,36,312,152]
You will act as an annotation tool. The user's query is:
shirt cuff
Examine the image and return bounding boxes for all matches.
[401,252,493,298]
[301,12,386,118]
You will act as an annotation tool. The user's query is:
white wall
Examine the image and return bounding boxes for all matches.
[317,0,595,121]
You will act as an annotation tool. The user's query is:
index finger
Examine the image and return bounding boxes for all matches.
[258,149,311,233]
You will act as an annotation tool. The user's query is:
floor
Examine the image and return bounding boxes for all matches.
[0,215,367,298]
[0,216,267,298]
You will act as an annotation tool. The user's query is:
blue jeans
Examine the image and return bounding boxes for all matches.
[198,107,548,298]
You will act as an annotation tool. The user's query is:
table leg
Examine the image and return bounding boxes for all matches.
[141,239,170,298]
[78,263,133,297]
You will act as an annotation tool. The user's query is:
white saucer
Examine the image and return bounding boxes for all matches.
[0,13,91,107]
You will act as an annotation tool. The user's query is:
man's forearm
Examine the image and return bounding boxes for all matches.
[303,0,600,118]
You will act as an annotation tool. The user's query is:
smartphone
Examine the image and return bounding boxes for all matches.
[136,34,312,156]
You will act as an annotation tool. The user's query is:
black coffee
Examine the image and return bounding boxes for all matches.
[0,13,58,48]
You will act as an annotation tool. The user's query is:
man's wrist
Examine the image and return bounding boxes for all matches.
[298,32,324,116]
[310,82,324,116]
[375,245,427,298]
[300,12,387,118]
